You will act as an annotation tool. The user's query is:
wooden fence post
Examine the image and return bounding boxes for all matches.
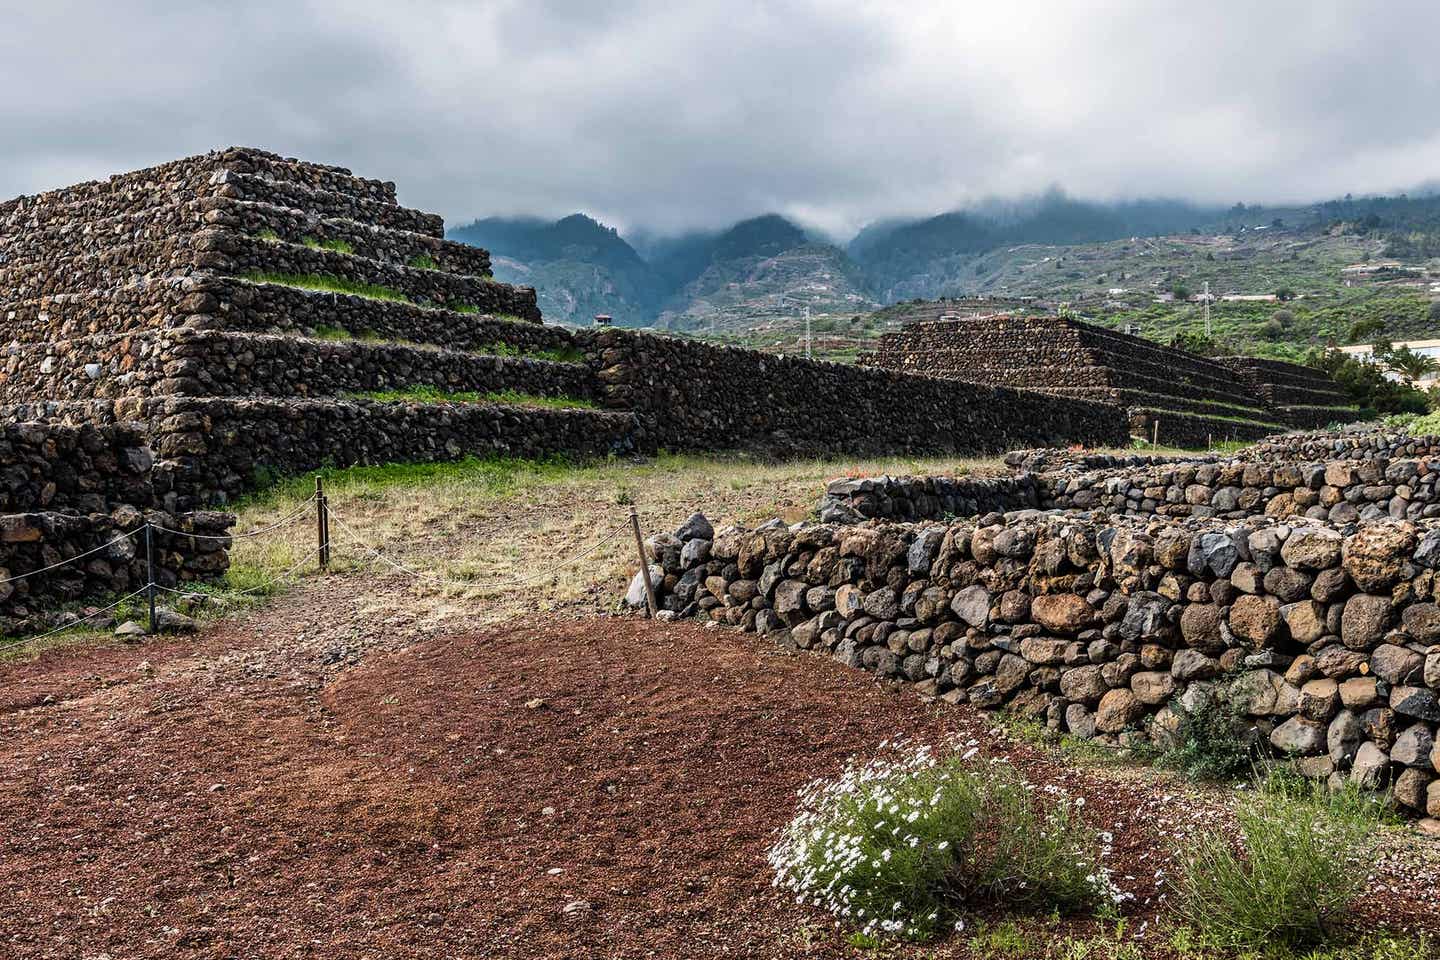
[629,506,658,618]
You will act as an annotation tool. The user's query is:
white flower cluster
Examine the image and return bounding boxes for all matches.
[768,739,956,940]
[768,738,1128,943]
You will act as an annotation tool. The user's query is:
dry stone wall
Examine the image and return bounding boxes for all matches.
[0,420,232,626]
[577,327,1131,457]
[5,150,1167,509]
[824,455,1440,527]
[640,510,1440,818]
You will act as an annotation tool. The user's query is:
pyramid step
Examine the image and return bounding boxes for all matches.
[220,147,398,206]
[216,236,539,319]
[217,199,490,277]
[155,330,595,402]
[132,395,636,508]
[216,172,442,237]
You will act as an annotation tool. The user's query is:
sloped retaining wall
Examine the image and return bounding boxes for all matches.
[578,327,1130,456]
[639,511,1440,818]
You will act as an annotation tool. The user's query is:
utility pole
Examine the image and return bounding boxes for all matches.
[1203,280,1212,338]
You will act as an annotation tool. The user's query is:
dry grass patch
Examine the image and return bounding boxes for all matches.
[227,451,1010,623]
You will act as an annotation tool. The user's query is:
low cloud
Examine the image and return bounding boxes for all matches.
[4,0,1439,238]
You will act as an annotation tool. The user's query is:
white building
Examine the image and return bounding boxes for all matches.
[1338,338,1440,389]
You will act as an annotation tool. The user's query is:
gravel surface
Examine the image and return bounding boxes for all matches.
[2,582,1438,958]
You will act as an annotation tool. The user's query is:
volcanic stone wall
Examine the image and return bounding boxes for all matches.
[576,327,1131,456]
[1217,356,1356,429]
[860,315,1360,445]
[5,150,1143,508]
[823,456,1440,527]
[0,420,232,626]
[642,511,1440,818]
[1248,429,1440,463]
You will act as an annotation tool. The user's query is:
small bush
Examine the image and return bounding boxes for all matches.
[408,253,439,270]
[1156,691,1253,781]
[769,742,1116,942]
[1169,773,1383,951]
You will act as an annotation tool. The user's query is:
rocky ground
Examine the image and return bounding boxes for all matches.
[2,576,1439,958]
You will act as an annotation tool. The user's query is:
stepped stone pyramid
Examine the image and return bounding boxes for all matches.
[860,314,1360,446]
[0,147,634,507]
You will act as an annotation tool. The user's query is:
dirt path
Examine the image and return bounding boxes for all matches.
[2,583,1438,959]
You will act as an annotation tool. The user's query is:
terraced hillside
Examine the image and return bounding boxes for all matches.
[0,147,632,506]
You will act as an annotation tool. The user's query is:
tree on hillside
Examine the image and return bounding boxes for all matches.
[1348,317,1387,343]
[1276,287,1297,302]
[1429,301,1440,323]
[1385,345,1439,384]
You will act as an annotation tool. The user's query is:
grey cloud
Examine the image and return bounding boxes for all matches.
[2,0,1439,239]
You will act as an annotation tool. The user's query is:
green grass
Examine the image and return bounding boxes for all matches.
[297,324,586,364]
[233,455,577,510]
[346,385,597,409]
[408,253,438,270]
[478,341,586,363]
[241,271,413,305]
[302,236,356,255]
[310,324,354,341]
[1169,772,1387,952]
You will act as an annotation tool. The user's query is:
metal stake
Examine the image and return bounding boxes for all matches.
[628,506,658,618]
[145,523,156,634]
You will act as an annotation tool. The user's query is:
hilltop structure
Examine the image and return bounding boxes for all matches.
[859,314,1359,446]
[0,148,1139,515]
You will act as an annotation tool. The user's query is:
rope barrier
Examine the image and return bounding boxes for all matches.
[1,485,659,644]
[153,543,327,599]
[146,496,318,541]
[324,506,629,590]
[0,529,138,586]
[0,585,153,649]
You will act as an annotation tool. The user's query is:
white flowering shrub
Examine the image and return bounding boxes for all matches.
[769,741,1117,942]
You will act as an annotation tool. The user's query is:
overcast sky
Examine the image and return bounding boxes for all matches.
[4,0,1440,238]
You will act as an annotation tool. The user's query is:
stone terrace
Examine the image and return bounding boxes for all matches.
[2,148,1140,509]
[859,314,1360,446]
[0,147,634,507]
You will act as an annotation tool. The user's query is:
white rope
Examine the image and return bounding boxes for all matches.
[147,495,318,541]
[153,543,326,599]
[0,585,152,649]
[0,529,138,585]
[324,506,628,589]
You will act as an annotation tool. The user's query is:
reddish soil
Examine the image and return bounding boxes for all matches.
[1,588,1437,958]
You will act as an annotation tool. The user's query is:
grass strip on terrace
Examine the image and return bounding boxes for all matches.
[300,325,585,363]
[302,236,355,255]
[347,385,597,409]
[240,270,414,305]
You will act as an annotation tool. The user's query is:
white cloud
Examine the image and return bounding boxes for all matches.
[2,0,1438,238]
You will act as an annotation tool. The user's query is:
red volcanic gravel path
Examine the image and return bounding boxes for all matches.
[1,596,1437,958]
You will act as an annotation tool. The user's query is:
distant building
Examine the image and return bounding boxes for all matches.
[1220,293,1277,302]
[593,314,613,327]
[1338,338,1440,389]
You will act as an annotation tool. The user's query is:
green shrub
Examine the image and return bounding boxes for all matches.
[1156,691,1254,781]
[769,743,1114,942]
[408,253,439,270]
[1169,773,1383,951]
